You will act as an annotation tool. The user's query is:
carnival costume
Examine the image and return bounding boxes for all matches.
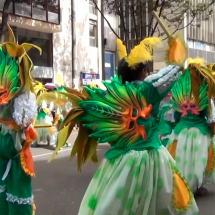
[37,33,199,214]
[166,58,215,193]
[35,102,54,145]
[31,82,55,147]
[0,26,40,215]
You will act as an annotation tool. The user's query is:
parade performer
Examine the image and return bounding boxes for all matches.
[0,25,40,215]
[38,32,199,214]
[166,58,215,195]
[53,106,71,148]
[32,82,55,148]
[34,101,54,146]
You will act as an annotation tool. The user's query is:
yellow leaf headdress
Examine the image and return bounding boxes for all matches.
[117,37,162,68]
[187,58,205,66]
[185,57,215,108]
[207,63,215,74]
[0,24,42,104]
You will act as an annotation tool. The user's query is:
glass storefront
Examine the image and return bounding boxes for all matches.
[105,52,115,80]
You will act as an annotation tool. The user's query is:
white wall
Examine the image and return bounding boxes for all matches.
[52,0,72,87]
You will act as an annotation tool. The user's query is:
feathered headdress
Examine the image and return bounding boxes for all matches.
[117,37,162,68]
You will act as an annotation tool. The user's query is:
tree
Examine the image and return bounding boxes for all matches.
[92,0,215,51]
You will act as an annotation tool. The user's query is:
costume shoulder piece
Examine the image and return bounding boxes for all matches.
[0,25,41,129]
[0,25,41,177]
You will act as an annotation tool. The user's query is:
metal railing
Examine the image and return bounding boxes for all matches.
[0,0,60,24]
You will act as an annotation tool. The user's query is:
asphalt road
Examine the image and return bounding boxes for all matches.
[32,131,215,215]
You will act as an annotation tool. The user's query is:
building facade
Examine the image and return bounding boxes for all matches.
[0,0,74,86]
[0,0,119,87]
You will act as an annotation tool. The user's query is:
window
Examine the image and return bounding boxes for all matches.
[18,29,53,67]
[105,52,115,80]
[188,39,215,52]
[0,0,60,24]
[89,0,96,15]
[35,78,52,85]
[89,20,97,47]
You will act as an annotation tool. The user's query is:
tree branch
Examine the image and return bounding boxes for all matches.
[148,0,159,37]
[130,0,138,43]
[118,1,128,46]
[151,0,165,36]
[92,0,120,39]
[139,1,143,39]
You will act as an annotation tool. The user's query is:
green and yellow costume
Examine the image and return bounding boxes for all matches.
[0,26,40,215]
[37,34,199,214]
[167,58,215,193]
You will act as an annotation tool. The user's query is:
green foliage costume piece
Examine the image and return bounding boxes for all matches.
[0,25,40,215]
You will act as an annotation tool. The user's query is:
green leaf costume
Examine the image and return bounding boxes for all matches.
[37,65,199,214]
[167,63,215,193]
[0,26,40,215]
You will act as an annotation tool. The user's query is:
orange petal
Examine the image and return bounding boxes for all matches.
[168,140,177,159]
[206,143,215,173]
[173,172,191,210]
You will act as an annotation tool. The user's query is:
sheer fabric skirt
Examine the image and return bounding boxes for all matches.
[167,127,215,192]
[78,146,199,215]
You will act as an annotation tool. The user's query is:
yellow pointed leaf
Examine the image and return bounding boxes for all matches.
[83,137,98,164]
[7,24,15,43]
[60,109,84,129]
[56,121,75,151]
[91,151,99,163]
[3,42,18,57]
[21,43,42,55]
[74,124,90,172]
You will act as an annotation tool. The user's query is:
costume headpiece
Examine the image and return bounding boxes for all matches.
[185,57,215,105]
[0,25,41,105]
[187,58,205,66]
[207,63,215,71]
[117,37,161,68]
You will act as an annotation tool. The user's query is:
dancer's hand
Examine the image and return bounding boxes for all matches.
[21,119,34,131]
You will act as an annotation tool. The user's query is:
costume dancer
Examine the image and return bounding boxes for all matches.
[166,58,215,195]
[32,100,54,147]
[0,25,39,215]
[38,33,199,214]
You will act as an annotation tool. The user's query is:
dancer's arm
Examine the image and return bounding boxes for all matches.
[145,65,182,99]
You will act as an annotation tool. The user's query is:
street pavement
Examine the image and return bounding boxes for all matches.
[32,131,215,215]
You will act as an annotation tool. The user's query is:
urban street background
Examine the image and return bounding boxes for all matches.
[32,131,215,215]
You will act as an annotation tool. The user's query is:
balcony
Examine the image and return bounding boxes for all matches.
[0,0,60,24]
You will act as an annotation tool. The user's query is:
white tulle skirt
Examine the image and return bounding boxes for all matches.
[78,146,199,215]
[167,127,215,192]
